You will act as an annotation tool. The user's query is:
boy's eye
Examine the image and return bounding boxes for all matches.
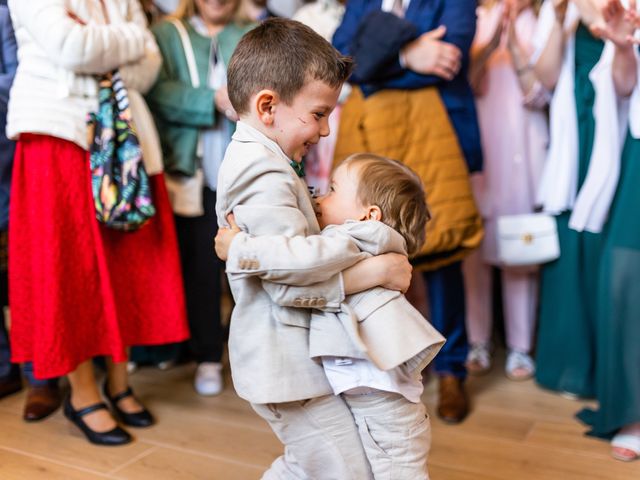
[329,185,335,192]
[312,112,325,120]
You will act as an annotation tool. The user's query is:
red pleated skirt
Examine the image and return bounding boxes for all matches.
[9,134,189,379]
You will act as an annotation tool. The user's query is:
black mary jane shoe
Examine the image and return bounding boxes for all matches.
[63,396,132,446]
[103,383,155,428]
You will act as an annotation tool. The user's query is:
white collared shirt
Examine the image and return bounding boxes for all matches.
[381,0,410,14]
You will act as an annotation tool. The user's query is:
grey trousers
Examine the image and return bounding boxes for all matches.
[252,394,374,480]
[344,391,431,480]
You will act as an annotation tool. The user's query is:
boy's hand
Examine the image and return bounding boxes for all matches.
[215,214,241,261]
[378,253,412,293]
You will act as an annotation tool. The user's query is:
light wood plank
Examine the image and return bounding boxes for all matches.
[0,446,112,479]
[113,447,263,480]
[0,409,154,474]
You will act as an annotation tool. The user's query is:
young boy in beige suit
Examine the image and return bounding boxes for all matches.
[215,18,412,479]
[220,153,445,479]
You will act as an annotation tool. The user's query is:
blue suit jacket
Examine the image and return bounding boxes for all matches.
[333,0,483,172]
[0,4,16,231]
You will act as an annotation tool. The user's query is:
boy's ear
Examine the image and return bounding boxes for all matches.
[254,89,279,126]
[367,205,383,222]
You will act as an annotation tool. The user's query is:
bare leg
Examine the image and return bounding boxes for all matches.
[106,358,143,414]
[67,360,117,432]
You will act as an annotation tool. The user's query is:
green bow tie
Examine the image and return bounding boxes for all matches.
[290,160,306,178]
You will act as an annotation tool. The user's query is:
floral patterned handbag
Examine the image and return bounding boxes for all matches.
[87,70,155,231]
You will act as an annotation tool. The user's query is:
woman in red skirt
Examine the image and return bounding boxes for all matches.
[6,0,189,445]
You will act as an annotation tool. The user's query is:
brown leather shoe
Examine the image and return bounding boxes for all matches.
[23,385,62,422]
[437,375,469,424]
[0,375,22,399]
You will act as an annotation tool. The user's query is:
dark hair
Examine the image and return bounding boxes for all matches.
[342,153,431,257]
[227,18,353,115]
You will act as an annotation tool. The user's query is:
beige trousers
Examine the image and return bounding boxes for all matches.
[252,394,373,480]
[344,391,431,480]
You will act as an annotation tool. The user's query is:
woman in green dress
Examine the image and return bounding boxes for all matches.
[576,0,640,462]
[533,0,604,398]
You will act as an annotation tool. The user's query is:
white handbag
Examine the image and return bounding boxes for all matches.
[496,213,560,266]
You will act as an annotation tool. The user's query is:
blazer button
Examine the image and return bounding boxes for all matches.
[239,259,247,269]
[317,297,327,307]
[301,298,312,307]
[252,260,260,269]
[293,298,303,307]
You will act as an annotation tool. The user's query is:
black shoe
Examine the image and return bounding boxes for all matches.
[103,383,154,428]
[63,396,132,446]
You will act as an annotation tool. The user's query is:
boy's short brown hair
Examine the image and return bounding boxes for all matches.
[342,153,431,257]
[227,18,353,115]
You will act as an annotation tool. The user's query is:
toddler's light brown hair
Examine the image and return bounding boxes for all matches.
[342,153,430,256]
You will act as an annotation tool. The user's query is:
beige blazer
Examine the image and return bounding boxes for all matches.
[311,222,445,373]
[216,121,367,404]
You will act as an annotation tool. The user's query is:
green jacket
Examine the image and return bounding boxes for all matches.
[147,19,253,176]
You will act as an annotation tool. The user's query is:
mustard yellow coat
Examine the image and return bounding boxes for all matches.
[334,86,483,271]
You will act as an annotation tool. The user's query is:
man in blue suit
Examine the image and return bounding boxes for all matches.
[333,0,481,423]
[0,0,61,421]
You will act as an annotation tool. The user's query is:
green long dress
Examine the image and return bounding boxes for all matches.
[577,130,640,438]
[534,25,604,397]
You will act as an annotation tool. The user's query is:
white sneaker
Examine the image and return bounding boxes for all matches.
[505,350,535,381]
[194,362,224,396]
[127,361,138,375]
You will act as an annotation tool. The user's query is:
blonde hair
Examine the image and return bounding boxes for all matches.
[342,153,430,257]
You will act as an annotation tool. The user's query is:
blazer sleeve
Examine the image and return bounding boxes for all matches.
[257,222,406,312]
[0,8,17,108]
[260,278,344,312]
[223,161,366,286]
[348,11,418,83]
[145,21,216,128]
[9,0,146,75]
[117,0,161,94]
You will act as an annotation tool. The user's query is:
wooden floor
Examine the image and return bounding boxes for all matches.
[0,361,638,480]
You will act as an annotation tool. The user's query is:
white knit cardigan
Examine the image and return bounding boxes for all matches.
[7,0,163,175]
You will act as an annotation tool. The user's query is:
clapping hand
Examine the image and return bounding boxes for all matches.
[590,0,637,48]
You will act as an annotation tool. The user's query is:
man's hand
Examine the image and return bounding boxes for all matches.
[214,213,241,261]
[401,26,462,80]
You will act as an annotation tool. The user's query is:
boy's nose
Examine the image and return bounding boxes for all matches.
[319,118,330,137]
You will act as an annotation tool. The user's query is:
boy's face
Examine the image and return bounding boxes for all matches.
[272,80,341,162]
[317,164,368,229]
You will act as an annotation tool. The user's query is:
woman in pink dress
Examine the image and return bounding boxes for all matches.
[463,0,549,379]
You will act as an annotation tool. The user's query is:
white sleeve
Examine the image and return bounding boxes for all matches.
[9,0,146,75]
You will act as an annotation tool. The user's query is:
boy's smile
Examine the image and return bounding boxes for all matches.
[271,80,341,162]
